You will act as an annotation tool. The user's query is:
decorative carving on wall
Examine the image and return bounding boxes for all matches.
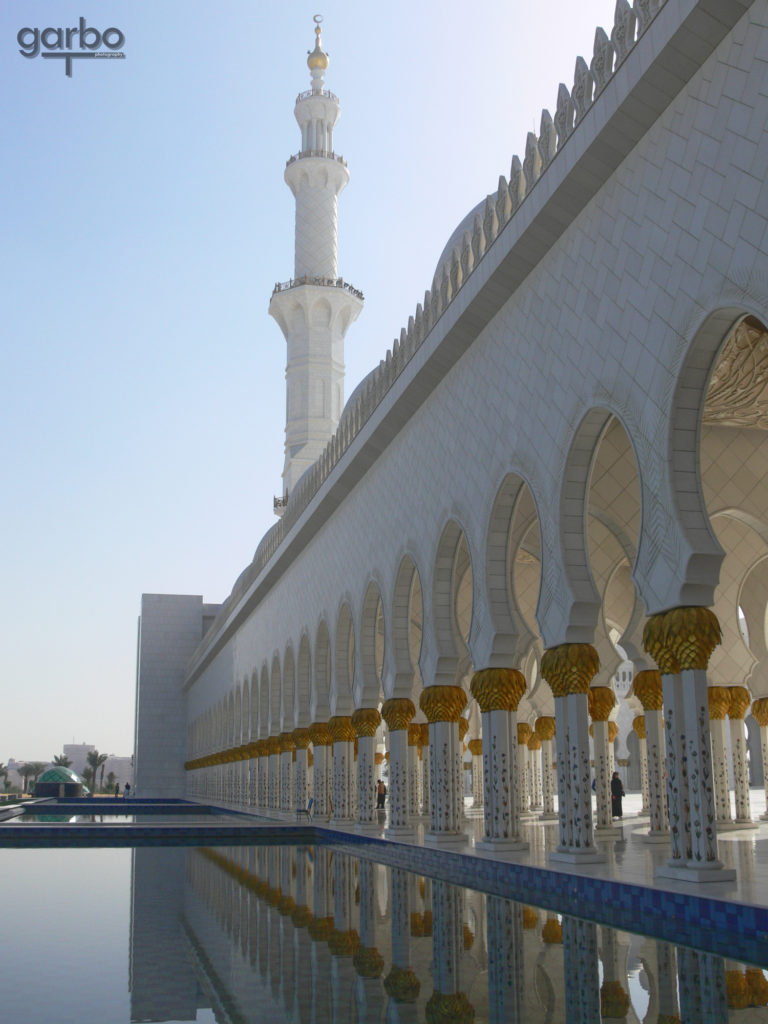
[703,317,768,429]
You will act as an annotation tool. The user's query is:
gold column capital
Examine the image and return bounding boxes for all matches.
[728,685,751,720]
[419,685,467,723]
[374,751,384,765]
[632,669,663,710]
[353,945,384,978]
[328,928,360,957]
[351,707,381,737]
[607,721,619,743]
[292,727,311,749]
[384,965,421,1004]
[534,715,556,741]
[541,643,599,696]
[468,738,482,756]
[381,697,416,731]
[643,606,721,672]
[601,980,631,1019]
[517,722,532,745]
[308,915,334,942]
[527,735,541,750]
[308,722,333,746]
[542,917,563,943]
[632,715,646,739]
[752,697,768,727]
[278,731,296,753]
[425,991,474,1023]
[266,736,280,755]
[470,667,526,711]
[708,686,731,720]
[588,685,616,721]
[328,715,356,743]
[407,722,421,746]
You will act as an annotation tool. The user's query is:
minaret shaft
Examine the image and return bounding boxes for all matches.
[269,19,363,508]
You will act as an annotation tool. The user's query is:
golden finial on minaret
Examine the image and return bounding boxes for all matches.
[307,14,329,71]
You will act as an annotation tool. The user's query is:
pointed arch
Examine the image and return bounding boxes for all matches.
[297,633,312,727]
[313,620,332,720]
[334,602,355,715]
[358,581,384,708]
[283,645,296,731]
[390,554,423,699]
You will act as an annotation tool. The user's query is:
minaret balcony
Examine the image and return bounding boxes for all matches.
[272,275,364,302]
[296,88,338,103]
[286,150,347,168]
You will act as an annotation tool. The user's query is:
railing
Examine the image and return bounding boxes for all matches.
[296,88,339,103]
[273,494,288,511]
[286,150,347,168]
[272,276,364,301]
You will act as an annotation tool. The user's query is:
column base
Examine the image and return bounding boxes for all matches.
[355,820,382,834]
[424,830,468,846]
[635,830,671,844]
[476,837,529,853]
[656,860,737,884]
[594,825,621,840]
[385,825,415,839]
[539,812,559,821]
[550,847,606,865]
[717,818,757,831]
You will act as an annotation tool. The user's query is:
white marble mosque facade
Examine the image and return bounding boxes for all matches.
[135,1,768,885]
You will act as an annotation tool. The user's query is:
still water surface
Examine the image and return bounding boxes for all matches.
[0,844,765,1023]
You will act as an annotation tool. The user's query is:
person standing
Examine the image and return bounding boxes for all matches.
[376,779,387,809]
[610,771,624,819]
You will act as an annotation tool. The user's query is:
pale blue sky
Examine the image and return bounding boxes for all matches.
[0,0,617,761]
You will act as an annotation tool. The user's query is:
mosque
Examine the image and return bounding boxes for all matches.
[134,0,768,889]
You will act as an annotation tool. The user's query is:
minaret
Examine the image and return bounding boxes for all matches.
[269,16,363,513]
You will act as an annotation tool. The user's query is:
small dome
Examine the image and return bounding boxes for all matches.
[307,23,329,71]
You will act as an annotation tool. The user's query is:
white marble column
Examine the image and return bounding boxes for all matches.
[535,717,558,820]
[588,686,616,836]
[420,723,430,818]
[407,724,421,818]
[382,699,416,836]
[352,708,381,831]
[279,733,295,812]
[468,739,483,808]
[633,672,669,842]
[470,669,528,851]
[293,728,310,813]
[753,699,768,820]
[644,608,735,883]
[268,739,281,810]
[516,723,531,815]
[632,718,650,813]
[728,686,753,825]
[420,686,468,845]
[528,737,543,810]
[708,687,733,825]
[329,716,356,824]
[541,644,604,864]
[309,723,333,818]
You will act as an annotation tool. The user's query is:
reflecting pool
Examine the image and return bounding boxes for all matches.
[1,844,766,1023]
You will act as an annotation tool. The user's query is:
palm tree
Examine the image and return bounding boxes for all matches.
[18,763,33,794]
[25,762,48,792]
[86,750,108,794]
[106,771,116,793]
[53,754,72,767]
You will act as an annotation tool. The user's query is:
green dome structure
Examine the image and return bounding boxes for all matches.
[34,766,88,798]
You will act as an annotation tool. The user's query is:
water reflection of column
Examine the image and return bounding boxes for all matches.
[256,846,270,981]
[728,686,753,824]
[278,848,297,1015]
[310,848,335,1022]
[709,687,733,825]
[428,879,473,1020]
[677,947,728,1023]
[329,716,356,823]
[353,708,381,830]
[353,859,385,1023]
[385,867,421,1022]
[633,672,669,840]
[407,724,421,818]
[279,732,296,811]
[291,846,313,1024]
[535,717,557,819]
[267,846,282,1000]
[599,925,630,1021]
[486,896,524,1023]
[292,728,310,812]
[382,699,415,834]
[562,917,600,1024]
[309,723,332,818]
[330,853,359,1023]
[421,685,467,844]
[420,724,430,818]
[655,941,680,1022]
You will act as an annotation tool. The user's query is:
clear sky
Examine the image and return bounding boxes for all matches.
[0,0,618,762]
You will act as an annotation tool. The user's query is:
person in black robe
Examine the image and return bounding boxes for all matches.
[610,771,624,818]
